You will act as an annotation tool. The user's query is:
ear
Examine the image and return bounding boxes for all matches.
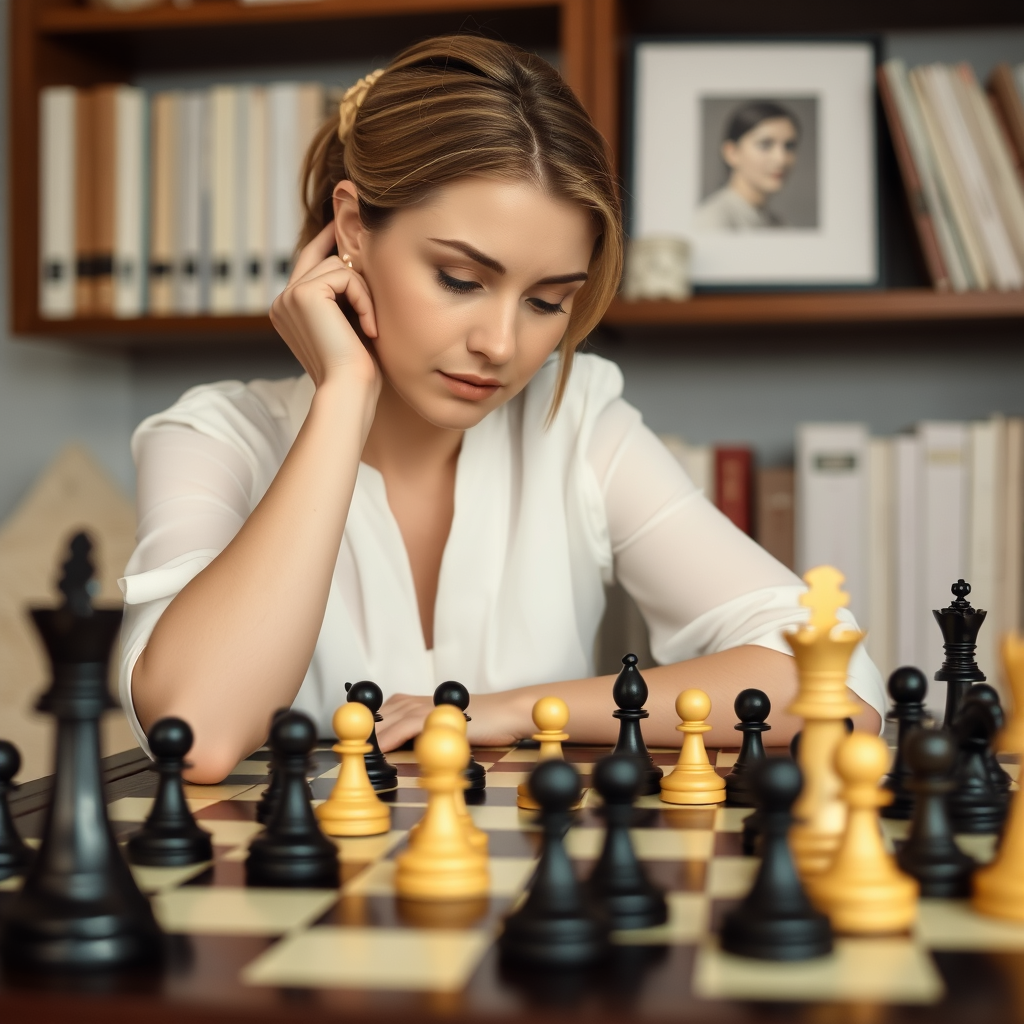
[721,140,740,170]
[332,181,367,268]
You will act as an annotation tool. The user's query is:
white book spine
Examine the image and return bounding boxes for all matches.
[148,91,177,316]
[866,437,895,681]
[113,86,145,318]
[268,82,300,301]
[927,65,1023,290]
[894,434,921,672]
[176,91,203,314]
[884,60,971,292]
[39,87,77,319]
[795,423,870,624]
[968,417,1002,686]
[244,86,267,313]
[209,85,238,314]
[918,421,970,714]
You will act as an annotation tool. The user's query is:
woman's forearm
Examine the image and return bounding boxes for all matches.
[132,377,376,782]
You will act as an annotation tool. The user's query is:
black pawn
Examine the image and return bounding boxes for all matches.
[720,757,832,961]
[500,759,608,967]
[896,727,975,897]
[586,754,668,930]
[0,741,33,880]
[611,654,663,796]
[346,681,398,792]
[256,707,290,826]
[1,532,163,970]
[933,579,987,729]
[966,683,1013,793]
[881,667,929,820]
[433,681,486,792]
[725,689,771,807]
[246,711,340,888]
[948,697,1009,835]
[127,718,213,867]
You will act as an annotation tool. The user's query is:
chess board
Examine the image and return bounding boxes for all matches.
[2,743,1024,1023]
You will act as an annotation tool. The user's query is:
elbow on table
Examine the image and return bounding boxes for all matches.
[183,739,251,785]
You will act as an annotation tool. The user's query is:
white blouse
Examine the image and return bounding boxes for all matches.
[117,353,885,748]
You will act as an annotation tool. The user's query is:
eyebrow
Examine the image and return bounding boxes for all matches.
[428,237,588,286]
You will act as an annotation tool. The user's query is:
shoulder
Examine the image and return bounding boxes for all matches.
[693,187,738,230]
[132,375,314,467]
[522,351,624,430]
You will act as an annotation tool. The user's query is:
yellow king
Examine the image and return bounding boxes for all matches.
[786,565,864,877]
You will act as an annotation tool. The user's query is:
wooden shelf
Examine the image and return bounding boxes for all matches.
[37,0,554,34]
[603,289,1024,328]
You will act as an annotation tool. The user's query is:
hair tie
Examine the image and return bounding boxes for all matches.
[338,68,385,143]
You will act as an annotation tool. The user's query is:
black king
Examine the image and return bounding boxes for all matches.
[934,579,987,729]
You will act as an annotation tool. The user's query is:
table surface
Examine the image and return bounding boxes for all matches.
[1,744,1023,1024]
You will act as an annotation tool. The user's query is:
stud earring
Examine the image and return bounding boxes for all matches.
[341,253,354,269]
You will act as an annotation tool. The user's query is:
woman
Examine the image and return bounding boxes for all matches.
[120,38,882,782]
[693,100,801,231]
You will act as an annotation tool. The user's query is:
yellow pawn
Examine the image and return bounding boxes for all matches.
[660,689,726,805]
[315,702,391,837]
[806,732,918,934]
[422,704,488,854]
[395,725,489,901]
[974,633,1024,921]
[517,697,571,811]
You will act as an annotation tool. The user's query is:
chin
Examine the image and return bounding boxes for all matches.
[412,394,501,432]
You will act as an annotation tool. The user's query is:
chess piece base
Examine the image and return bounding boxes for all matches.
[245,841,340,889]
[720,911,832,961]
[127,831,213,867]
[806,874,918,934]
[790,824,842,877]
[659,766,725,805]
[395,849,489,901]
[974,861,1024,922]
[316,799,391,837]
[365,753,399,793]
[499,912,607,968]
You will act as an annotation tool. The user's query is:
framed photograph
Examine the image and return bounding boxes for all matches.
[629,40,878,289]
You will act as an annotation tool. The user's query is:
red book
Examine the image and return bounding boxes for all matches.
[715,447,753,536]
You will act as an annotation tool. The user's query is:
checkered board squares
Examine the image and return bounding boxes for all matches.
[12,741,1024,1007]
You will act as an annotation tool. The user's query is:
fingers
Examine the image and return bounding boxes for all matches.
[289,222,338,284]
[377,694,433,752]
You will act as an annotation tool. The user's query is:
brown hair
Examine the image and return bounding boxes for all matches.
[300,35,622,415]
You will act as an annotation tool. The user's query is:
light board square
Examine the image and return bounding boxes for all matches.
[153,886,338,936]
[612,893,709,945]
[343,857,536,898]
[242,925,491,991]
[564,827,714,860]
[693,937,943,1003]
[917,899,1024,949]
[706,856,758,898]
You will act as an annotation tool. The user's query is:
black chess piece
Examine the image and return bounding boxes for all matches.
[966,683,1014,794]
[256,707,290,826]
[948,696,1009,835]
[610,654,663,796]
[934,579,987,729]
[0,740,33,881]
[246,711,340,888]
[586,754,668,930]
[433,681,486,792]
[345,681,398,792]
[720,757,832,961]
[126,718,213,867]
[0,533,163,970]
[725,689,771,807]
[500,759,608,967]
[881,667,929,820]
[895,727,975,897]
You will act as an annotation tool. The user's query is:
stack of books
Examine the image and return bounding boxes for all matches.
[796,418,1024,694]
[38,81,328,320]
[879,60,1024,293]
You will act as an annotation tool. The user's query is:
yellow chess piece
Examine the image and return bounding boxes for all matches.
[974,633,1024,920]
[806,732,918,933]
[659,689,726,805]
[422,704,488,853]
[395,725,489,901]
[517,697,571,811]
[315,702,391,837]
[786,565,863,876]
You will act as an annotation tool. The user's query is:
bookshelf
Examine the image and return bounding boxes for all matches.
[8,0,1024,343]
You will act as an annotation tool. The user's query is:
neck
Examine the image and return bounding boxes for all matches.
[729,172,767,209]
[362,377,464,477]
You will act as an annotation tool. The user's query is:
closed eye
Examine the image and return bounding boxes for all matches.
[437,269,480,294]
[527,297,566,315]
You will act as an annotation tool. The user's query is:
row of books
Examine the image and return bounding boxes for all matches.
[797,418,1024,695]
[879,60,1024,293]
[38,81,328,320]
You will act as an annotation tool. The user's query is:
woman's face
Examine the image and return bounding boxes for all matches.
[341,177,597,431]
[722,117,798,197]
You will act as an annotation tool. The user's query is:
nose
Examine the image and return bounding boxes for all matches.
[466,296,517,366]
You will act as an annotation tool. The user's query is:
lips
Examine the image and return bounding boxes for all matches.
[438,371,502,401]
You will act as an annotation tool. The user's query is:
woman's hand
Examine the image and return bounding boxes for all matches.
[269,222,381,393]
[377,691,531,752]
